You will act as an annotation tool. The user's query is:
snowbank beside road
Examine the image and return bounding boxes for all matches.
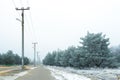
[47,66,120,80]
[64,67,120,80]
[47,66,91,80]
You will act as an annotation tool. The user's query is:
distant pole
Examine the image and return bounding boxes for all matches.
[16,7,30,70]
[37,51,40,65]
[37,52,38,65]
[33,42,38,67]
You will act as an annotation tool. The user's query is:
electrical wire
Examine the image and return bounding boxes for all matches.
[20,0,23,7]
[26,0,29,6]
[25,13,35,42]
[28,11,37,40]
[25,0,37,41]
[11,0,21,17]
[12,0,17,8]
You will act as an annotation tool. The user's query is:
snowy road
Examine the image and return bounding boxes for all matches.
[47,66,91,80]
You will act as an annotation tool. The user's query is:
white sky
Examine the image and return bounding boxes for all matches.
[0,0,120,60]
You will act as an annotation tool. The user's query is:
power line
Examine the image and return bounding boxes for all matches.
[20,0,23,7]
[26,0,29,6]
[25,13,35,42]
[29,11,37,40]
[25,10,37,42]
[11,0,21,17]
[22,0,37,41]
[12,0,17,8]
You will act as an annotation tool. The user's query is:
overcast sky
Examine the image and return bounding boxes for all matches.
[0,0,120,60]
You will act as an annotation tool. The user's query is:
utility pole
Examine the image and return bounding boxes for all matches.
[37,52,38,65]
[16,7,30,70]
[32,42,38,67]
[37,51,40,65]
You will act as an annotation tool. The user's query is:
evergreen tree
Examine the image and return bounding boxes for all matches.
[43,52,56,65]
[60,50,72,67]
[4,50,15,65]
[80,32,110,67]
[54,50,63,66]
[110,46,120,67]
[0,50,30,65]
[24,57,30,65]
[43,32,119,68]
[14,54,21,65]
[0,54,3,64]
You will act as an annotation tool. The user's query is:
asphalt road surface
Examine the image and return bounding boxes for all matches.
[15,65,56,80]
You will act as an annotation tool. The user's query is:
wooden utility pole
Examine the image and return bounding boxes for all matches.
[16,7,30,70]
[33,42,38,67]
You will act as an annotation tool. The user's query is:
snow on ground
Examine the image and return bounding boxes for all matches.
[46,66,91,80]
[61,67,120,80]
[46,66,120,80]
[64,67,120,80]
[30,67,37,70]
